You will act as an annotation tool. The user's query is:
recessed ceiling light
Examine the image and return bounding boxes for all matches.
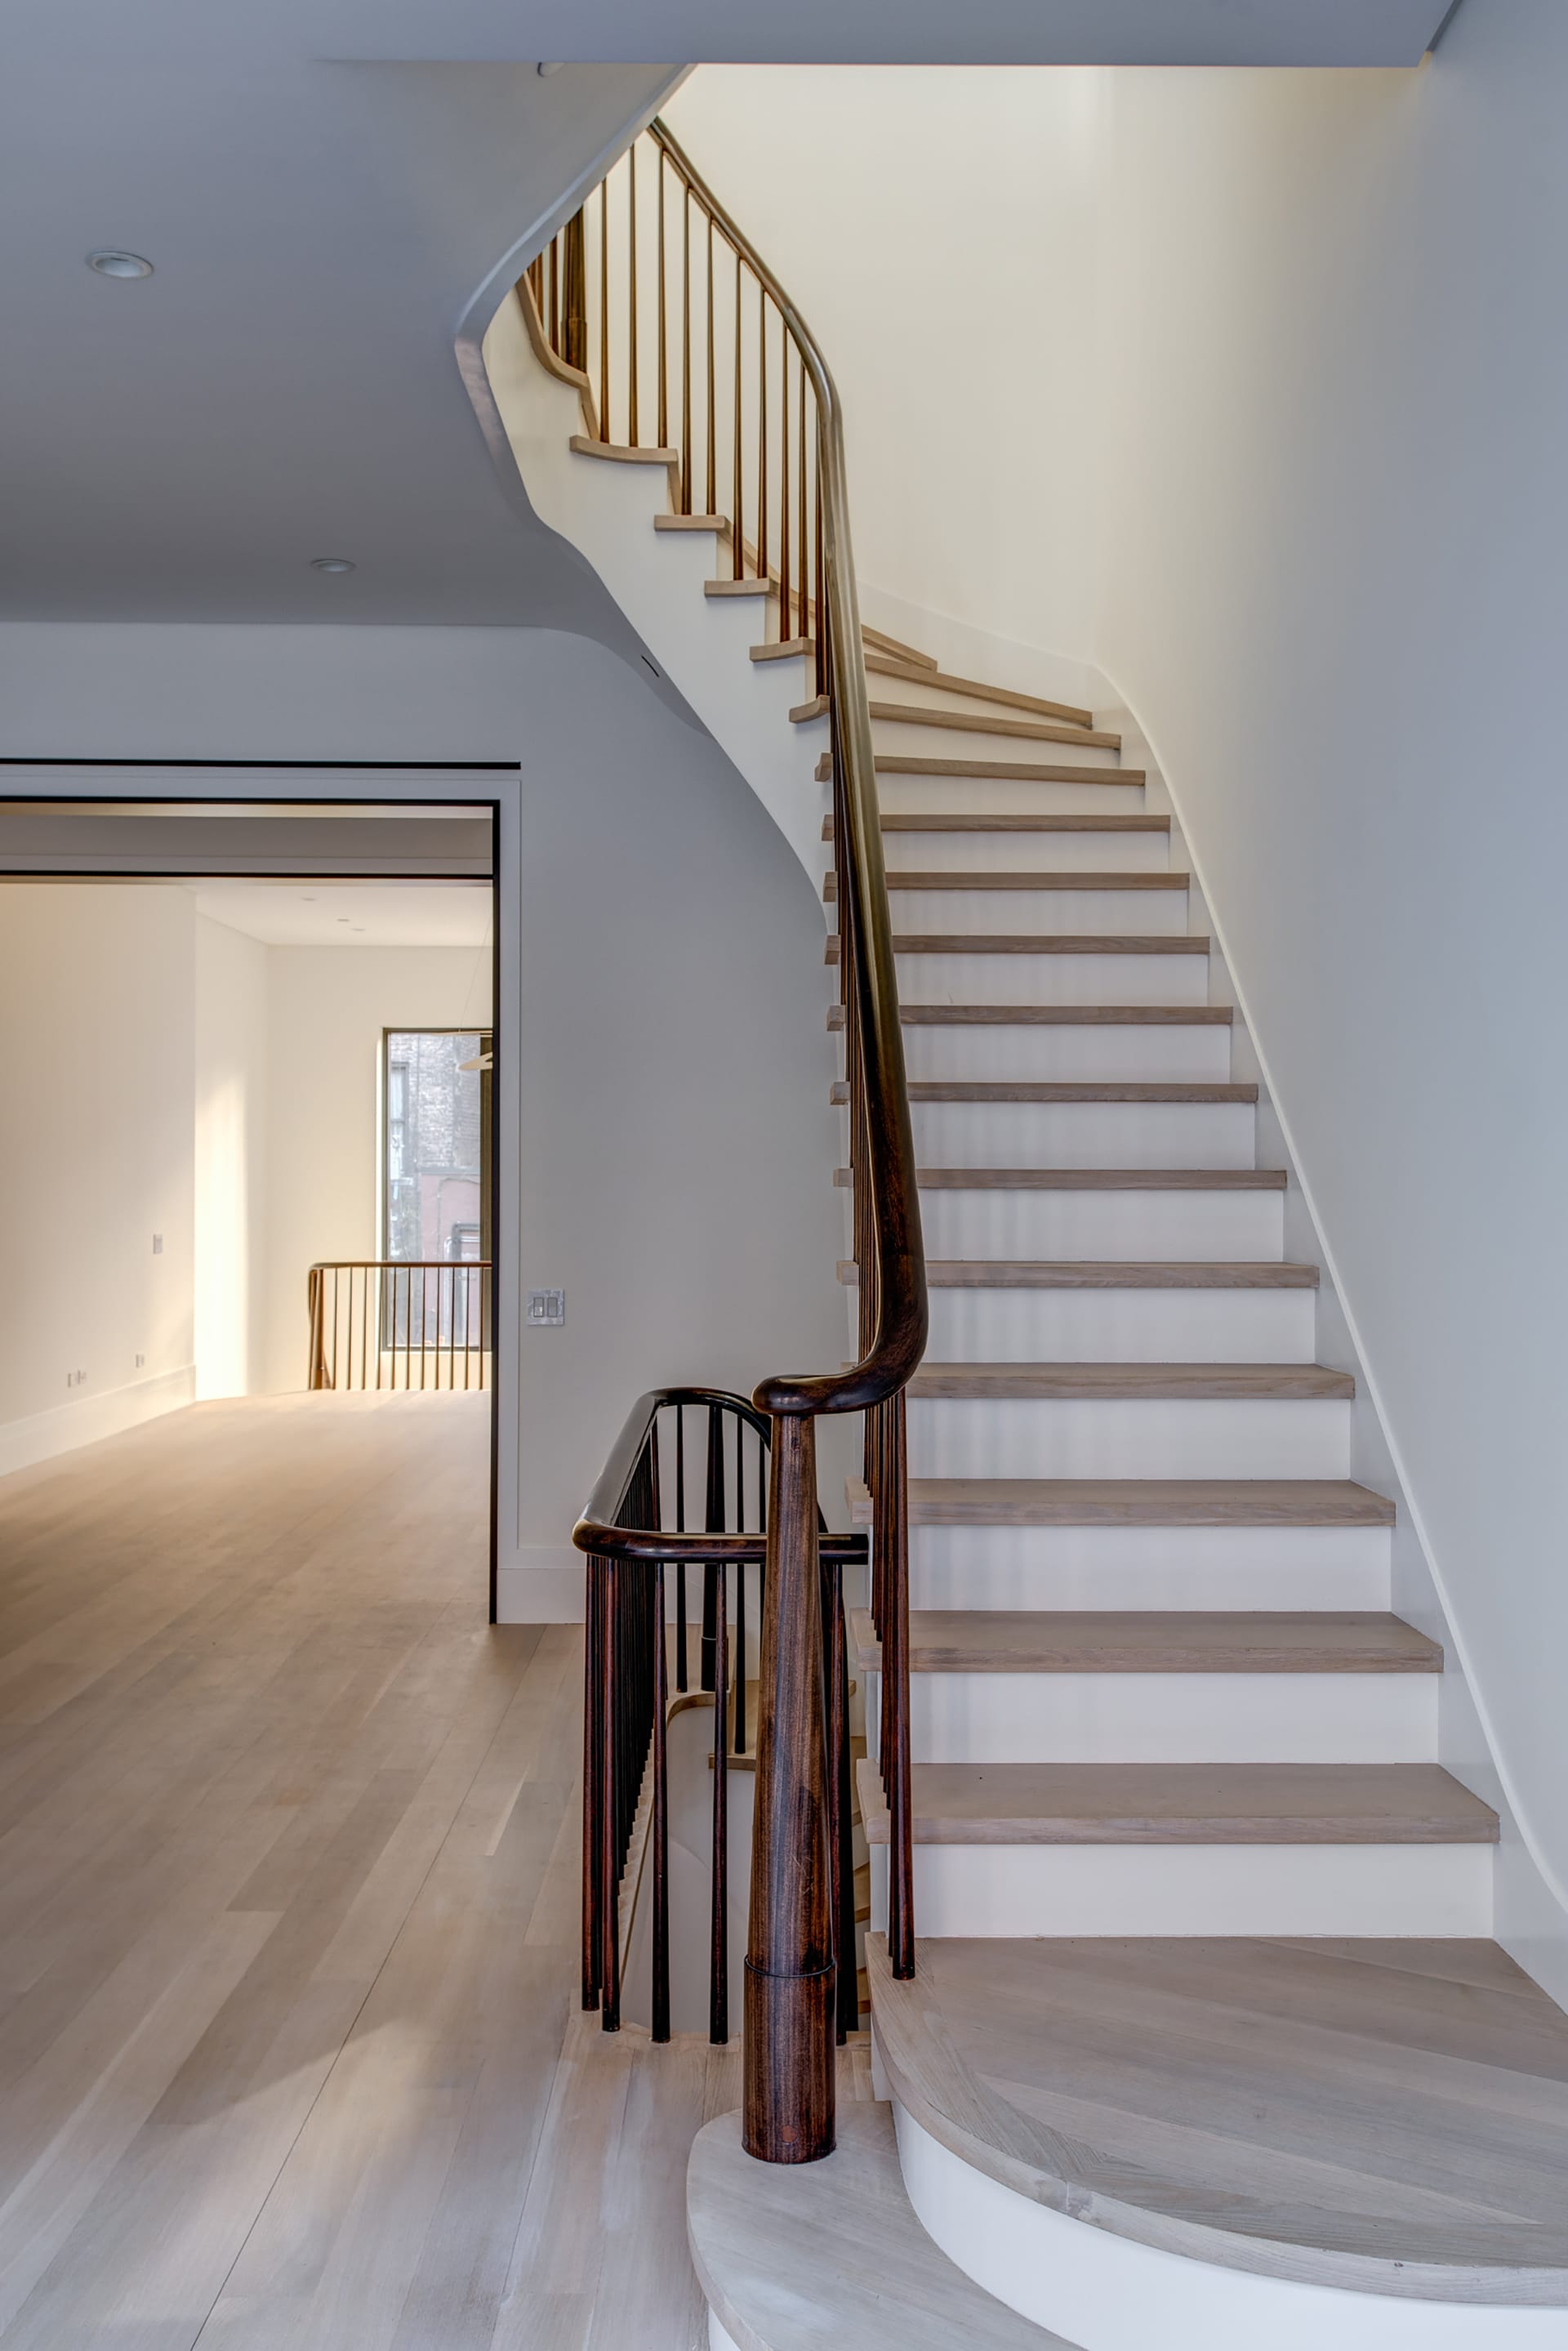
[301,894,317,901]
[87,249,154,279]
[310,556,355,574]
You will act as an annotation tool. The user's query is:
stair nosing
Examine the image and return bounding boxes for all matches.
[832,1167,1288,1190]
[827,1003,1234,1028]
[844,1474,1395,1528]
[847,1605,1442,1676]
[831,1079,1255,1104]
[906,1362,1356,1400]
[836,1259,1316,1289]
[826,934,1210,959]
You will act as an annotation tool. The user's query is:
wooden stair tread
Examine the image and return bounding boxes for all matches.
[838,1260,1315,1289]
[831,1078,1254,1104]
[835,1167,1288,1191]
[863,652,1095,729]
[824,812,1170,836]
[687,2105,1077,2350]
[653,511,728,530]
[858,1759,1499,1845]
[816,752,1145,786]
[865,1934,1568,2296]
[706,576,773,597]
[907,1362,1354,1399]
[827,869,1189,894]
[568,435,677,465]
[750,636,813,662]
[846,1475,1395,1528]
[869,701,1121,752]
[862,622,938,671]
[827,933,1209,961]
[848,1606,1441,1675]
[828,1003,1234,1028]
[791,694,831,721]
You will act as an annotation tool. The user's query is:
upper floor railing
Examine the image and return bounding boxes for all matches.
[557,118,927,2166]
[306,1260,492,1392]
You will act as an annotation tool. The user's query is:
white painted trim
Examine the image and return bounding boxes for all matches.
[893,2102,1568,2348]
[0,1365,195,1481]
[496,1550,585,1625]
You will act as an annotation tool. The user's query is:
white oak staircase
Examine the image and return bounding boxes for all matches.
[490,149,1568,2351]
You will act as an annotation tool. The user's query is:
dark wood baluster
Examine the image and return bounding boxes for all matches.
[657,151,667,453]
[822,1556,846,2044]
[549,233,559,352]
[420,1266,428,1390]
[702,1402,725,1693]
[711,1557,729,2044]
[599,179,609,442]
[797,354,808,645]
[648,1430,670,2043]
[705,215,716,517]
[681,182,693,513]
[601,1554,621,2028]
[627,142,639,447]
[832,1561,859,2036]
[746,1412,834,2161]
[779,338,791,646]
[814,428,826,697]
[732,248,744,580]
[563,208,586,377]
[581,1551,604,2010]
[675,1405,688,1694]
[359,1267,368,1390]
[735,1428,748,1756]
[884,1387,914,1978]
[757,291,768,596]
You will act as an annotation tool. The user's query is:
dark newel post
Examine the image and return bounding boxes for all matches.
[744,1412,835,2163]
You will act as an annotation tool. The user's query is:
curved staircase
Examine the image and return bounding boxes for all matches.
[495,123,1568,2351]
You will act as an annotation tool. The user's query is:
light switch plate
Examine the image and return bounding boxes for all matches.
[527,1287,566,1327]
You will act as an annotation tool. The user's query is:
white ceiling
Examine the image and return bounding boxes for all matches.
[192,877,493,947]
[0,4,1453,630]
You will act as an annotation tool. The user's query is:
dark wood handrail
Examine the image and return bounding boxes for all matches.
[646,121,929,1421]
[537,122,925,2166]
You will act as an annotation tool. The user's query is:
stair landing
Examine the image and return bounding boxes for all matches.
[866,1931,1568,2304]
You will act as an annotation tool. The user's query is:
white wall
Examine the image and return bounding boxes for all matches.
[0,622,847,1621]
[661,69,1102,678]
[0,883,197,1472]
[261,944,492,1395]
[670,30,1568,1983]
[194,913,270,1399]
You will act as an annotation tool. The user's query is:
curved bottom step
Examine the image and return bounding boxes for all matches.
[688,2103,1077,2349]
[868,1934,1568,2351]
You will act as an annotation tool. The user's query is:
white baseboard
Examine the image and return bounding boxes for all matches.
[497,1549,586,1623]
[0,1364,196,1482]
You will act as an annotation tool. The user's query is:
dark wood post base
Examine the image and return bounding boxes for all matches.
[742,1958,835,2161]
[743,1412,836,2164]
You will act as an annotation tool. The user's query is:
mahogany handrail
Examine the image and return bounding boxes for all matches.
[541,118,926,2166]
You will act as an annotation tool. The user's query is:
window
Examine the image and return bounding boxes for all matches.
[381,1030,488,1265]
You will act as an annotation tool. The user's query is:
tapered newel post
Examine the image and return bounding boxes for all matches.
[743,1412,835,2162]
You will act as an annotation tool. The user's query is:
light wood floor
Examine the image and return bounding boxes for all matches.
[0,1394,748,2349]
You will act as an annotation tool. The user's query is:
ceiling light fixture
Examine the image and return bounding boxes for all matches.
[537,60,564,76]
[310,556,355,574]
[87,249,154,279]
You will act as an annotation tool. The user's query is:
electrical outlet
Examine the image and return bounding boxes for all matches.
[151,1233,163,1256]
[527,1287,566,1327]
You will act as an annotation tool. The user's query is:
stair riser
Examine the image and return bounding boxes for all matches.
[893,951,1208,1005]
[908,1398,1352,1480]
[863,1668,1436,1764]
[883,889,1189,935]
[916,1189,1285,1262]
[896,1026,1233,1082]
[904,1100,1255,1169]
[891,2105,1535,2351]
[920,1286,1316,1364]
[877,777,1147,818]
[881,831,1169,873]
[909,1523,1392,1613]
[867,1842,1493,1939]
[871,716,1122,765]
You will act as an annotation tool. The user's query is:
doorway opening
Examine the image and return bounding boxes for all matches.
[0,783,506,1617]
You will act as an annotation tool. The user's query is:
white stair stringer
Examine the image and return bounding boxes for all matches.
[481,292,831,890]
